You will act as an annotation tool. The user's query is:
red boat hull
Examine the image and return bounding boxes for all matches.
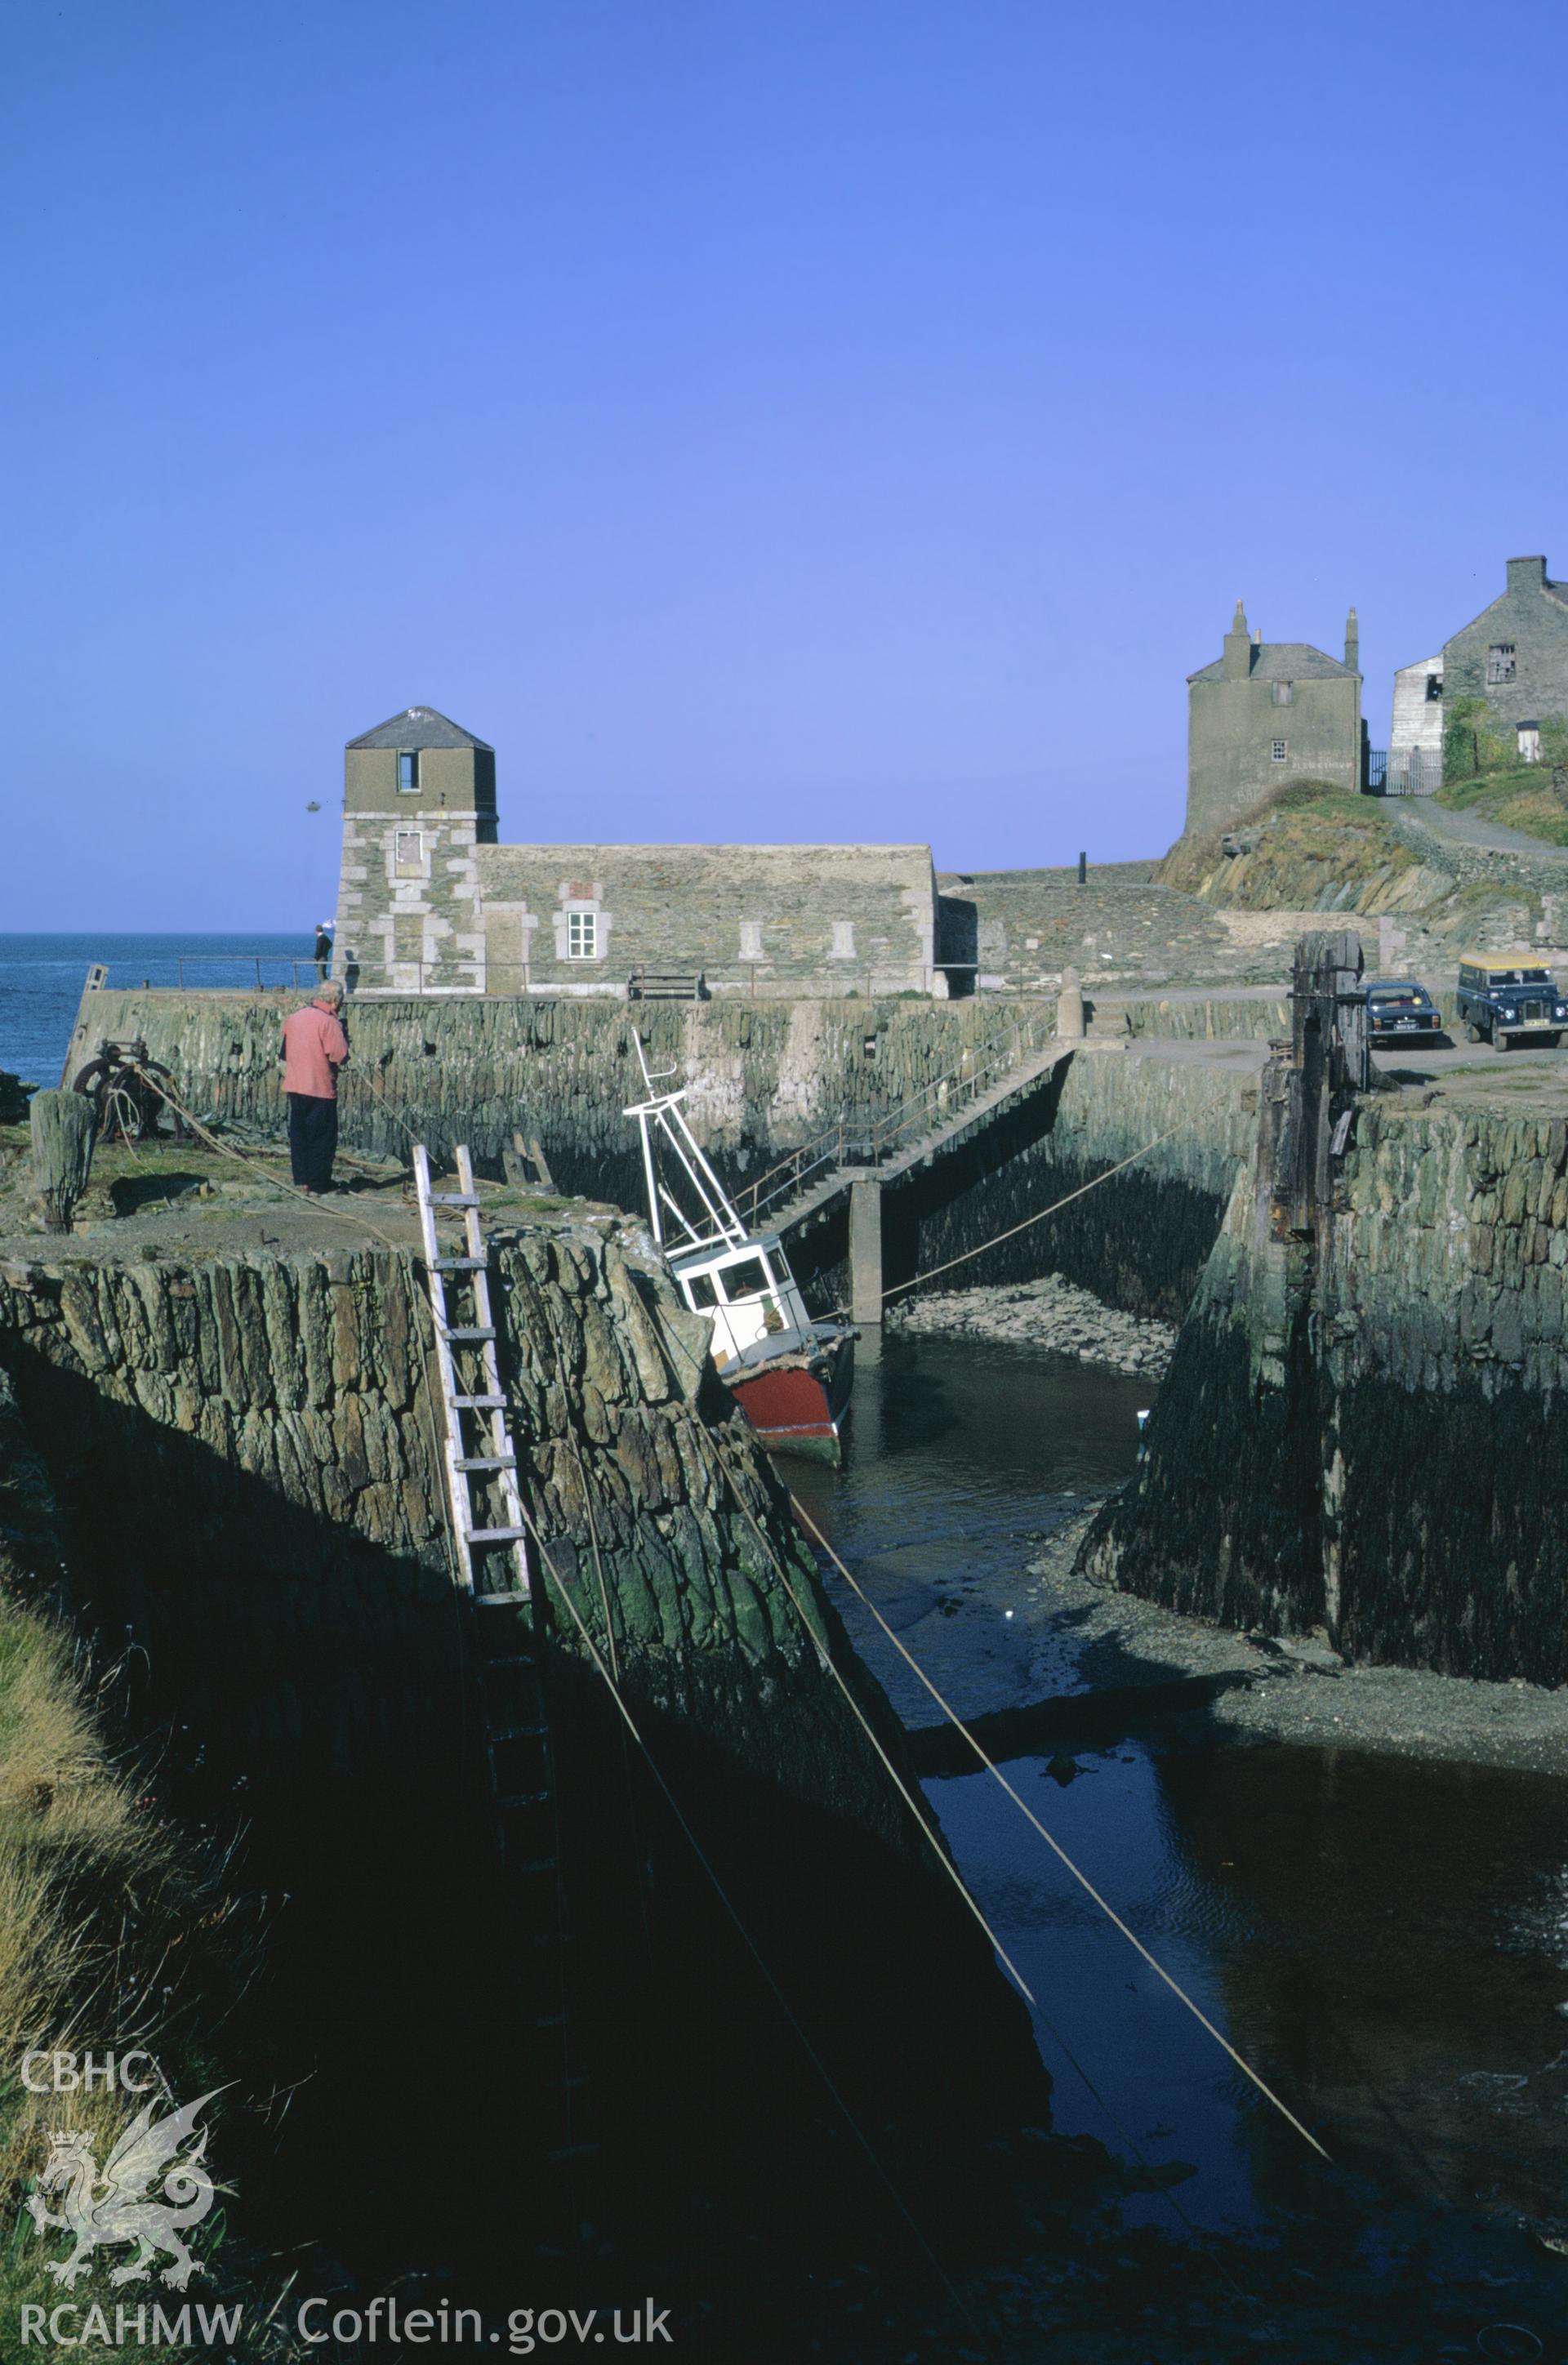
[728,1334,854,1463]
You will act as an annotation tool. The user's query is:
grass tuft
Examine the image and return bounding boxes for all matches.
[0,1603,260,2357]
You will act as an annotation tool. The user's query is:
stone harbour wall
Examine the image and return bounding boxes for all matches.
[64,986,1063,1200]
[64,987,1259,1322]
[0,1218,915,1841]
[1084,1086,1568,1682]
[935,868,1303,992]
[874,1047,1257,1322]
[0,1211,1053,2239]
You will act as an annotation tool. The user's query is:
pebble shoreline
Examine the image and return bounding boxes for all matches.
[889,1270,1175,1378]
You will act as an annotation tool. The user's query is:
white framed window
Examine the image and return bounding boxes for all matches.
[1271,680,1293,706]
[831,920,856,958]
[1270,741,1287,763]
[1487,644,1517,684]
[739,920,764,961]
[567,910,597,959]
[394,827,424,875]
[397,750,421,793]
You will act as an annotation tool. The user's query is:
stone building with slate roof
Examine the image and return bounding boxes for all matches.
[332,707,940,996]
[1440,555,1568,755]
[1185,600,1364,838]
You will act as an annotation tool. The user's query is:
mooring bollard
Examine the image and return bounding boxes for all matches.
[29,1089,96,1235]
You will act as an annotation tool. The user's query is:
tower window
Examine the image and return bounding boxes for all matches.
[397,750,421,792]
[1487,645,1517,684]
[394,828,423,875]
[1426,675,1443,701]
[1271,741,1287,763]
[739,920,764,961]
[1271,681,1293,706]
[567,910,597,959]
[831,920,857,958]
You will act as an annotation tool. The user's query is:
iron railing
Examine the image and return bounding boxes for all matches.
[82,954,1069,1003]
[81,951,327,991]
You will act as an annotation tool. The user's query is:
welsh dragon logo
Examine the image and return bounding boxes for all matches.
[26,2089,221,2290]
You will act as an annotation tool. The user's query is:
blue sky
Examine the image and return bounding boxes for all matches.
[4,0,1566,928]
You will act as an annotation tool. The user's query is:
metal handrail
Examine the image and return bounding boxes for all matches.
[81,952,327,991]
[735,1122,849,1227]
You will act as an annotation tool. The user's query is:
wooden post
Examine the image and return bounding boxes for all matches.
[1273,930,1366,1236]
[29,1091,96,1235]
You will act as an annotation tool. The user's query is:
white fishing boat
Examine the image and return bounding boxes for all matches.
[624,1044,854,1462]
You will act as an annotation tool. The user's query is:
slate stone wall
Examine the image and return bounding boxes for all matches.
[875,1048,1255,1322]
[0,1221,915,1836]
[1084,1089,1568,1682]
[0,1218,1052,2258]
[63,986,1257,1319]
[63,985,1067,1199]
[936,870,1310,993]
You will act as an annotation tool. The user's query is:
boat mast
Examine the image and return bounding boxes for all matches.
[624,1036,749,1254]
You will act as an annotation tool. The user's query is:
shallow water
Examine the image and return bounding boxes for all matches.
[782,1329,1568,2241]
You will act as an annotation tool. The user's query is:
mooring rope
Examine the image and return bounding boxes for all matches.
[786,1491,1331,2164]
[499,1490,987,2348]
[877,1123,1189,1305]
[678,1417,1039,2010]
[686,1417,1285,2317]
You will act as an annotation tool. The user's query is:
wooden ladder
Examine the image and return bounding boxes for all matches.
[412,1143,598,2186]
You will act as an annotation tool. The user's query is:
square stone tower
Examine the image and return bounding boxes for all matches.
[335,707,497,991]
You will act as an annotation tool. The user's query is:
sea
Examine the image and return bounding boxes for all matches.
[0,933,314,1089]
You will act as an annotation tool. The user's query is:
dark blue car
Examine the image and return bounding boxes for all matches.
[1364,978,1444,1046]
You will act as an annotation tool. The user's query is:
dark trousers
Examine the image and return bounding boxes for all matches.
[287,1093,338,1192]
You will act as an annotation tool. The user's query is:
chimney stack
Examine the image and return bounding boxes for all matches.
[1344,605,1359,675]
[1223,599,1253,681]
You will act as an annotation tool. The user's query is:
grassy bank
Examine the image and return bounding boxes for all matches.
[0,1375,274,2359]
[1436,765,1568,848]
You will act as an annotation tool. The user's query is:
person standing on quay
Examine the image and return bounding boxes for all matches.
[314,920,334,982]
[281,981,350,1195]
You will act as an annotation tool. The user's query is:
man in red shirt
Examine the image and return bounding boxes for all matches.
[280,982,350,1195]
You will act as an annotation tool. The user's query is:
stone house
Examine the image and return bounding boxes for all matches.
[333,708,941,996]
[1439,555,1568,765]
[1185,600,1363,838]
